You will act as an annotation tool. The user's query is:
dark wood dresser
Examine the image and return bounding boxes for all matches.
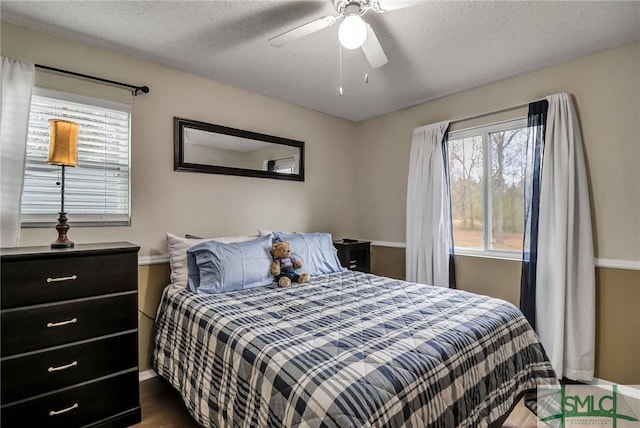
[0,242,141,428]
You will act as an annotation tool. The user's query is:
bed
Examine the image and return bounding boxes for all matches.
[153,232,556,428]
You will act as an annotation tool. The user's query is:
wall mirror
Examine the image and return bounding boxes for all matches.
[174,117,305,181]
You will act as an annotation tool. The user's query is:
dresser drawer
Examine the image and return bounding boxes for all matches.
[1,252,137,309]
[1,332,137,403]
[0,370,140,428]
[1,293,137,357]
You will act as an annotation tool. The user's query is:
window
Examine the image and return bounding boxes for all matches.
[448,118,528,255]
[21,88,131,227]
[272,157,297,174]
[266,156,298,174]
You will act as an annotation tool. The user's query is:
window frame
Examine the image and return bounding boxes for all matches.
[20,88,132,228]
[448,117,528,260]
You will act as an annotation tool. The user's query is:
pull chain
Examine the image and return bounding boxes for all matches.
[364,34,369,84]
[339,44,344,96]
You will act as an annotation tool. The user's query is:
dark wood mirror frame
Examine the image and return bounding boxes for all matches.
[174,117,305,182]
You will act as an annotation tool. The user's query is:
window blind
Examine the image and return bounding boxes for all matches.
[21,88,131,227]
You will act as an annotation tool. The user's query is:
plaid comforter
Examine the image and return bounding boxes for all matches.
[153,271,556,427]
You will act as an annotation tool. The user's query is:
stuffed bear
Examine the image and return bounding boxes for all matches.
[271,241,310,287]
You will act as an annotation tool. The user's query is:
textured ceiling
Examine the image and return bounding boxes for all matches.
[2,1,639,122]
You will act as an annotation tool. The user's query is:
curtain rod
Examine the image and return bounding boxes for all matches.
[35,64,150,96]
[450,98,544,124]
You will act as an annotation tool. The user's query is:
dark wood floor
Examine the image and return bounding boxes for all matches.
[133,376,536,427]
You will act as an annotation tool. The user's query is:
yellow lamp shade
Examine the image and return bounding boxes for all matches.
[48,119,80,167]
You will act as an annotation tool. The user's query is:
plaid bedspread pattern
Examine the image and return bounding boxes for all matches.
[153,271,556,428]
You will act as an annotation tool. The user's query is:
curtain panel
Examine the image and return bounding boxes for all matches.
[406,120,454,287]
[535,92,595,381]
[0,57,35,247]
[441,132,457,289]
[520,100,548,330]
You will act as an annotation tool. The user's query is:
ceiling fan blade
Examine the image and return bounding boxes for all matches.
[269,16,337,47]
[362,24,388,68]
[371,0,423,12]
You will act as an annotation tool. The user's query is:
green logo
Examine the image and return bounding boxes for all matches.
[537,384,640,427]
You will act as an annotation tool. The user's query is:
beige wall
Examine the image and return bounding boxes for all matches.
[138,263,171,372]
[1,22,359,257]
[354,43,640,262]
[3,22,638,383]
[594,267,640,384]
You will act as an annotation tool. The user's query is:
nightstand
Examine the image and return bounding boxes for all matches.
[0,242,141,428]
[334,239,371,273]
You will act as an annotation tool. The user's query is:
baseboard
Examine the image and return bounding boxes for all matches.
[139,369,158,382]
[138,254,169,266]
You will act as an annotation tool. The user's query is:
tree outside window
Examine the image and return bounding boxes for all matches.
[448,118,528,254]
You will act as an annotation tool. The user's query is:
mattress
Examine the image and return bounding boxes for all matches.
[153,270,556,427]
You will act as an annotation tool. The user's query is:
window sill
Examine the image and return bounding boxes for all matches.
[453,248,522,262]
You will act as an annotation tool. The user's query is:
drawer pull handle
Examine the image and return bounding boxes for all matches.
[48,360,78,372]
[47,318,77,328]
[49,403,78,416]
[47,274,78,283]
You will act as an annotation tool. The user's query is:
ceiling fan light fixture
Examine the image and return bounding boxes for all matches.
[338,13,367,49]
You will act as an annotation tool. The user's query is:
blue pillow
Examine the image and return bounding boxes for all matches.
[272,232,345,275]
[187,235,273,293]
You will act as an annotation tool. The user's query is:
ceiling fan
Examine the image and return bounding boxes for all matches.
[268,0,421,69]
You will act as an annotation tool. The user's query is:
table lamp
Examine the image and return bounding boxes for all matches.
[48,119,80,248]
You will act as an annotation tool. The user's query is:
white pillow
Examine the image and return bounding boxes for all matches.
[166,232,257,289]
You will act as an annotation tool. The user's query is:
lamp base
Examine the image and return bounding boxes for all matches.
[51,240,74,249]
[51,211,74,249]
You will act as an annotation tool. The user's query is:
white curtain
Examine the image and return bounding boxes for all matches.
[536,92,595,380]
[1,57,35,247]
[406,120,451,286]
[293,153,300,174]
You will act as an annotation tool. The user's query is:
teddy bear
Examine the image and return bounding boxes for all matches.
[270,240,310,287]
